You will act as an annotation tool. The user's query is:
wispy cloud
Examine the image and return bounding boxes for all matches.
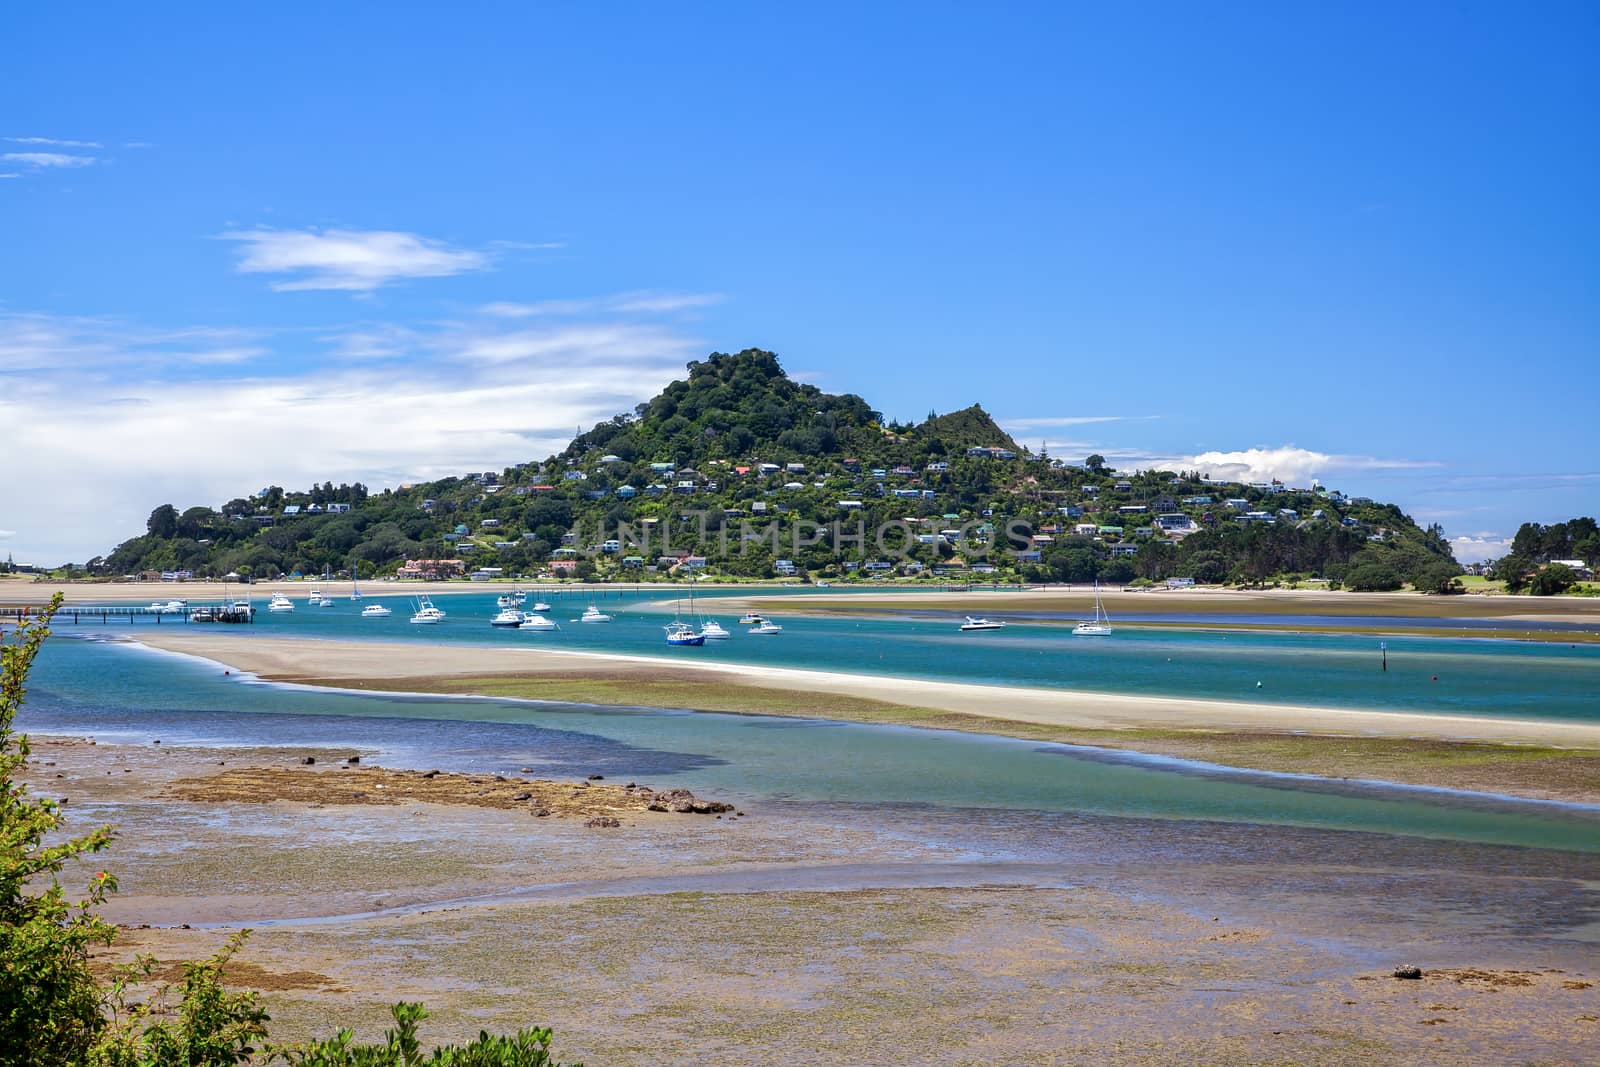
[4,136,102,148]
[1003,415,1160,431]
[480,291,724,318]
[2,151,97,168]
[0,312,269,373]
[220,227,491,292]
[0,530,15,540]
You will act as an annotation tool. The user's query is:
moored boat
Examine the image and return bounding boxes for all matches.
[959,616,1006,631]
[1073,582,1113,636]
[665,620,706,646]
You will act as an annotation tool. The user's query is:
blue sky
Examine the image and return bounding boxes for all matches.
[3,2,1595,564]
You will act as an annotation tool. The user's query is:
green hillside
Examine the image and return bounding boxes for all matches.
[91,349,1458,589]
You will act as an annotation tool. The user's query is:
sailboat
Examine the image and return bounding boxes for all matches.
[1073,582,1113,636]
[350,567,362,601]
[665,584,705,646]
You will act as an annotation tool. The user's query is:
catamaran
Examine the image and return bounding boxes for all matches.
[1073,582,1113,636]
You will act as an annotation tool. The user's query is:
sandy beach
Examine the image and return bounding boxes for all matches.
[122,631,1600,750]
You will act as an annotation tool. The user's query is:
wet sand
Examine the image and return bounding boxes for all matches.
[31,737,1600,1065]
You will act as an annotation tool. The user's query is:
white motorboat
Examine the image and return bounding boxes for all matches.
[578,605,612,623]
[960,616,1006,631]
[187,607,213,622]
[360,603,392,618]
[749,619,784,635]
[518,614,557,631]
[738,612,765,625]
[490,608,526,627]
[530,601,552,612]
[267,593,295,613]
[318,594,337,607]
[496,594,518,608]
[308,587,324,605]
[698,619,731,640]
[410,597,447,625]
[664,620,705,646]
[1073,582,1113,636]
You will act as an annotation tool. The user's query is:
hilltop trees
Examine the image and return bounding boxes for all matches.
[85,349,1460,588]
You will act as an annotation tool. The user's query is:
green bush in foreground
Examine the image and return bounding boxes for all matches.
[0,597,579,1067]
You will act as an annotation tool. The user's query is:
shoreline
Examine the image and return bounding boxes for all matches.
[9,575,1600,619]
[29,733,1600,1062]
[107,631,1600,804]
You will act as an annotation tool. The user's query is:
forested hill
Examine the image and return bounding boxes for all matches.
[91,348,1458,590]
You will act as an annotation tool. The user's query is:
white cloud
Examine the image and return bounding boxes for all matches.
[0,308,699,564]
[220,227,490,292]
[0,530,15,540]
[480,291,723,318]
[1179,446,1439,485]
[1450,535,1512,564]
[4,136,102,148]
[2,151,96,168]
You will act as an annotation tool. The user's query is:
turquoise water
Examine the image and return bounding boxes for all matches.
[62,587,1600,722]
[21,635,1600,853]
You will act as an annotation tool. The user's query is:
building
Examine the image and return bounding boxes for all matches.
[396,559,467,579]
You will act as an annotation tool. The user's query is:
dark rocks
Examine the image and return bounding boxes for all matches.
[421,769,439,778]
[301,756,316,765]
[1393,965,1424,980]
[645,787,734,815]
[587,774,604,780]
[585,816,621,828]
[534,808,552,817]
[347,755,360,764]
[511,792,532,802]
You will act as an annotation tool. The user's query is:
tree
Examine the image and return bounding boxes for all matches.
[1528,563,1577,597]
[1085,454,1106,473]
[0,595,118,1064]
[1491,554,1532,594]
[1344,561,1403,591]
[146,504,180,540]
[1414,560,1464,595]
